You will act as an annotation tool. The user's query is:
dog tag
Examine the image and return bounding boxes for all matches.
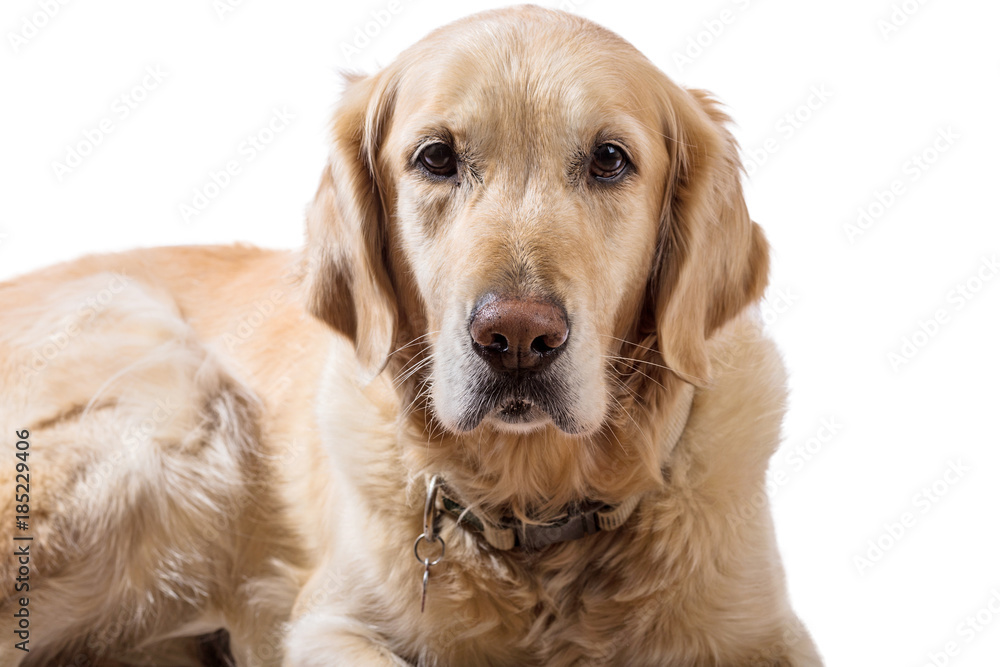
[421,559,431,613]
[414,477,445,613]
[413,532,445,613]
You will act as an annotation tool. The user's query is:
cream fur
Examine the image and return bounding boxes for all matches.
[0,6,821,666]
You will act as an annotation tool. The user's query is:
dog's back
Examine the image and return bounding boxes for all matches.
[0,246,324,665]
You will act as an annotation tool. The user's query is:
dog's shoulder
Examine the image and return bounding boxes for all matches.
[687,309,788,471]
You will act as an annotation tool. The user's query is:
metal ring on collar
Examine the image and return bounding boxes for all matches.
[413,533,445,566]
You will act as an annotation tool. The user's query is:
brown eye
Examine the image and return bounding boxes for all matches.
[590,143,627,180]
[419,142,457,176]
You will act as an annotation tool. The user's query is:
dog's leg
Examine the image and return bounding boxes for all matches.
[284,613,412,667]
[285,563,413,666]
[228,622,298,667]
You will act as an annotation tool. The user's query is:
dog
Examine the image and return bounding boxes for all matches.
[1,6,822,666]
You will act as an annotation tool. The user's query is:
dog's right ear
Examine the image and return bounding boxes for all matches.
[304,72,397,382]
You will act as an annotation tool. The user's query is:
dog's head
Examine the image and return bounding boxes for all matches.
[305,7,767,508]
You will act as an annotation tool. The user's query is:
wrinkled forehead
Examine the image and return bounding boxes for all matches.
[385,13,665,159]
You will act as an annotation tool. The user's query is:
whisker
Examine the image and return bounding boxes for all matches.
[607,392,653,452]
[401,380,433,421]
[600,344,710,386]
[609,375,652,418]
[388,331,439,358]
[599,334,659,355]
[602,355,668,391]
[392,355,434,388]
[605,420,628,457]
[603,354,672,372]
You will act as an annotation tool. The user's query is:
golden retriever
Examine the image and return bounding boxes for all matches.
[1,6,822,666]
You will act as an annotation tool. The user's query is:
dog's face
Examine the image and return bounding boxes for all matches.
[305,7,768,497]
[381,19,673,437]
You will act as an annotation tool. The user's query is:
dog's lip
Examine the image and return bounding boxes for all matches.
[484,398,552,433]
[449,372,589,434]
[495,397,539,423]
[486,394,585,433]
[456,398,586,434]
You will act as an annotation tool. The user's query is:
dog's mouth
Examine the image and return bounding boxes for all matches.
[484,395,561,433]
[454,374,583,434]
[492,397,545,428]
[498,397,532,419]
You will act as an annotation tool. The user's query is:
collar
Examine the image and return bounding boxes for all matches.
[429,382,695,552]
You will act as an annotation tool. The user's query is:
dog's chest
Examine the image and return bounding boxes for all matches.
[418,530,644,667]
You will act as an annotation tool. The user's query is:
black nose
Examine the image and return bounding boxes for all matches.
[469,295,569,372]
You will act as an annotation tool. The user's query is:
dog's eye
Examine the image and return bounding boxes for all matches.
[590,143,628,180]
[418,142,458,177]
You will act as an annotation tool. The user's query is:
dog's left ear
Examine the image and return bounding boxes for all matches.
[653,87,770,386]
[303,71,398,382]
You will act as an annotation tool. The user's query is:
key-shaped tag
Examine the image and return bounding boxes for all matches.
[421,558,431,612]
[414,476,445,613]
[413,533,445,614]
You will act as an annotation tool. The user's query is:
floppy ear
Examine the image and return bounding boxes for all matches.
[304,72,397,382]
[654,88,770,386]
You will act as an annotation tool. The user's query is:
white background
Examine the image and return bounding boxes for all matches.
[2,0,999,664]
